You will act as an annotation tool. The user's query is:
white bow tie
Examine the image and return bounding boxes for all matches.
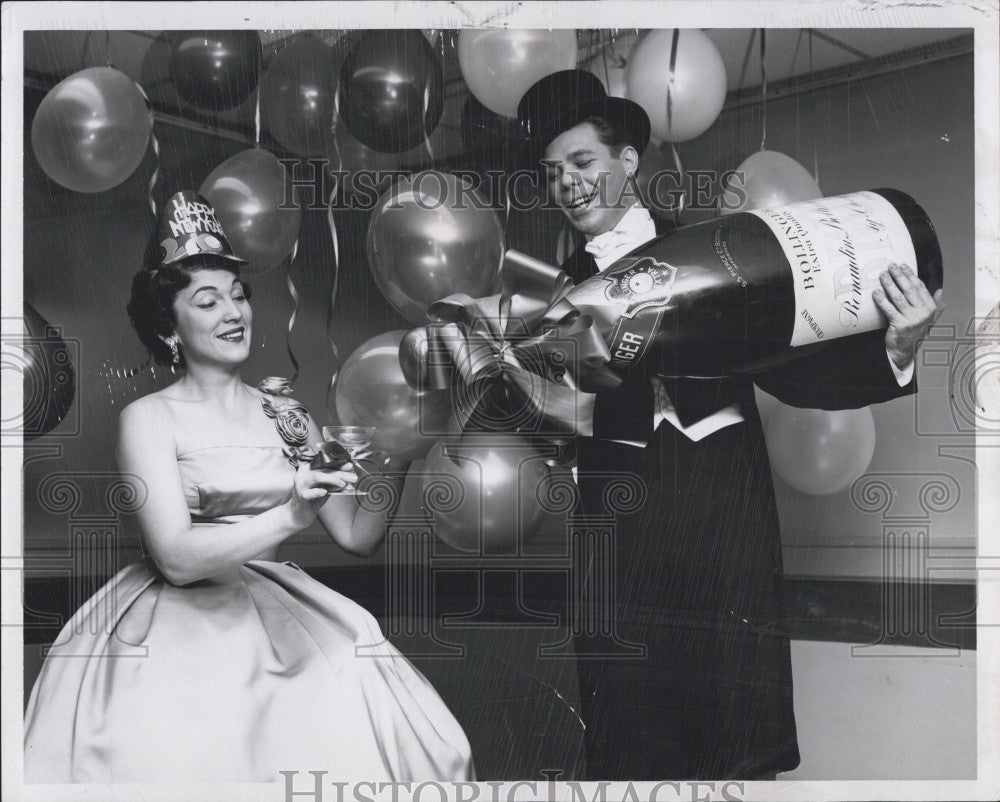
[584,227,635,261]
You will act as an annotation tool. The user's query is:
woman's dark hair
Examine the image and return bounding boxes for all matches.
[127,235,251,368]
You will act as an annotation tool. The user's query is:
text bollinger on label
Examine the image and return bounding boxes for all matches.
[748,190,917,347]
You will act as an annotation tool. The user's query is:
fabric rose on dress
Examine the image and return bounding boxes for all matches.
[259,377,313,467]
[258,376,295,397]
[269,401,310,448]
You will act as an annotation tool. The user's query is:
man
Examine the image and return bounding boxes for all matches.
[517,70,942,780]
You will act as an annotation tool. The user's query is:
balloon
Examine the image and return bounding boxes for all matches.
[366,172,505,324]
[720,150,822,216]
[765,406,876,496]
[584,33,640,98]
[259,35,338,157]
[171,31,261,111]
[459,92,529,156]
[457,29,579,118]
[421,433,555,552]
[625,29,727,143]
[323,123,400,198]
[30,67,151,193]
[633,141,675,219]
[339,30,444,153]
[334,330,452,461]
[199,148,302,274]
[18,303,76,440]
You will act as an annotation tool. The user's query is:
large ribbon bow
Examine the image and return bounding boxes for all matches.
[407,251,622,439]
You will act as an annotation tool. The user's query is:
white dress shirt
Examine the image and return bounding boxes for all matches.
[581,204,913,447]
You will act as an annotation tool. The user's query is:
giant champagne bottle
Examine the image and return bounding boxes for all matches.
[563,189,943,377]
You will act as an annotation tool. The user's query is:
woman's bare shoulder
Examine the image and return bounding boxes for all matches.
[119,385,181,427]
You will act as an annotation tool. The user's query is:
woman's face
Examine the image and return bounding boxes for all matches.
[169,268,252,368]
[543,121,638,238]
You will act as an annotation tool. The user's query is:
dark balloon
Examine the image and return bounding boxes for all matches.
[459,92,529,156]
[259,35,339,158]
[420,433,553,553]
[171,31,261,111]
[21,303,76,440]
[339,30,444,153]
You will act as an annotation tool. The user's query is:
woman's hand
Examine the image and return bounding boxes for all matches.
[286,463,359,529]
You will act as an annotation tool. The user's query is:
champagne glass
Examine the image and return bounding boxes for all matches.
[322,426,376,495]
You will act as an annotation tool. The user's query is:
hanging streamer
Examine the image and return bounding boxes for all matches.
[666,29,685,220]
[736,29,757,92]
[325,139,342,406]
[135,82,160,219]
[422,72,436,163]
[808,29,819,185]
[286,241,301,383]
[607,29,625,67]
[324,78,344,405]
[78,31,92,68]
[759,29,768,151]
[254,33,263,147]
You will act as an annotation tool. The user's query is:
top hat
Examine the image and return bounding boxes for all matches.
[155,190,246,267]
[517,69,651,159]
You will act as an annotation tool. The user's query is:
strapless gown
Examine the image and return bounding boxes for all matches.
[23,445,474,784]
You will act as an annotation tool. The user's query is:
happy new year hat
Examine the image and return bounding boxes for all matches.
[517,69,651,160]
[156,190,246,266]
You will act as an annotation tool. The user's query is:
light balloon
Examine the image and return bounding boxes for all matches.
[31,67,151,193]
[457,29,579,119]
[765,405,876,496]
[199,148,302,274]
[334,330,452,461]
[625,29,727,143]
[366,172,505,324]
[719,150,822,216]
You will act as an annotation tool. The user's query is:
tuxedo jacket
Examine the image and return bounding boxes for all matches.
[562,214,916,779]
[559,217,916,441]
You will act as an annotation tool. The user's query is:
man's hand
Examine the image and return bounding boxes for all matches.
[873,263,944,370]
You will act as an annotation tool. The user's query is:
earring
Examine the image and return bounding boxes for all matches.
[169,337,180,366]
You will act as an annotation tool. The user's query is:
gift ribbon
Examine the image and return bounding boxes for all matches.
[408,251,623,439]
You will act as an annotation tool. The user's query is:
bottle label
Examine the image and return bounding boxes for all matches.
[597,256,678,368]
[749,191,917,346]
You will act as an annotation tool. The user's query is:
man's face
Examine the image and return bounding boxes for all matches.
[543,122,638,238]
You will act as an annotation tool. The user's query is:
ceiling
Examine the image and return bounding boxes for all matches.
[23,27,966,92]
[22,27,970,165]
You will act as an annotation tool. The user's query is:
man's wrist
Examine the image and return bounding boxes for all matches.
[887,347,915,386]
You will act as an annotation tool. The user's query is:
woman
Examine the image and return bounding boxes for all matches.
[23,191,474,784]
